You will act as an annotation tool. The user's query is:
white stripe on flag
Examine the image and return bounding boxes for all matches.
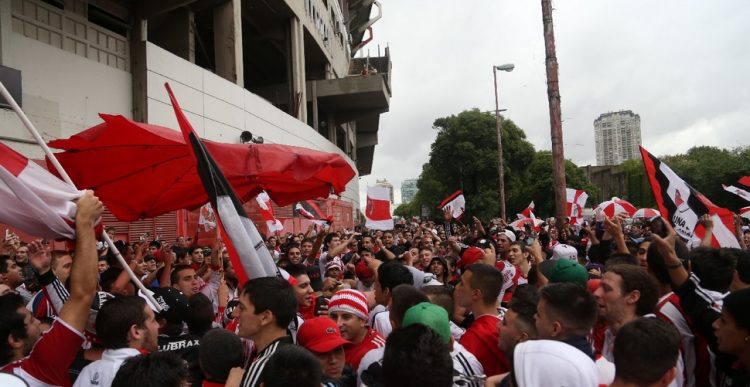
[723,184,750,203]
[0,163,81,239]
[216,195,278,279]
[709,213,741,249]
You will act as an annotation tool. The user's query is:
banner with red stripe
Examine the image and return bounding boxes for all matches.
[640,146,739,248]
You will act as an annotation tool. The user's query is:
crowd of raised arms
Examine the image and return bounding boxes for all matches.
[1,194,750,387]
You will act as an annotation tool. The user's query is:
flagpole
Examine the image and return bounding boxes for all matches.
[0,81,162,311]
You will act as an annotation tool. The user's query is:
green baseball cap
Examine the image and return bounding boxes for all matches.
[402,302,451,344]
[539,259,588,287]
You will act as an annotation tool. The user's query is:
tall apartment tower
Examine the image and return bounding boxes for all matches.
[376,179,395,204]
[594,110,642,165]
[400,179,418,203]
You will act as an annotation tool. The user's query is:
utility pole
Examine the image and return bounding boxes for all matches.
[541,0,567,230]
[492,64,514,221]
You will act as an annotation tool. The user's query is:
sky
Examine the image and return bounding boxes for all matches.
[356,1,750,207]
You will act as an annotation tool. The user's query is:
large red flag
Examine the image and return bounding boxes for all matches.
[165,83,278,283]
[640,146,739,248]
[366,186,393,230]
[0,142,83,239]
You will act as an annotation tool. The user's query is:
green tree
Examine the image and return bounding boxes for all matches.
[620,158,655,208]
[520,151,599,217]
[660,146,750,211]
[393,201,419,218]
[413,109,535,221]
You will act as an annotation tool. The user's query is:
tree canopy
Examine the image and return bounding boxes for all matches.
[405,109,592,221]
[398,110,749,222]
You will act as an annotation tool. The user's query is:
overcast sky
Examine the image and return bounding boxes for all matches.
[356,1,750,207]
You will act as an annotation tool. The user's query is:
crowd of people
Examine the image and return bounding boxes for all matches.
[2,193,750,387]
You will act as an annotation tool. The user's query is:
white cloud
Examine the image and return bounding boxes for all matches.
[358,1,750,209]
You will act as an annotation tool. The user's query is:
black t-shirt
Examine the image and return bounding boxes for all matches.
[375,245,405,262]
[158,332,201,386]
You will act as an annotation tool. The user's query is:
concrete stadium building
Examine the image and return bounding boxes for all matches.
[0,0,391,241]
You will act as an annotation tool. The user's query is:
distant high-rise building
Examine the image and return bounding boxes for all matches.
[375,179,395,203]
[401,179,418,203]
[594,110,642,165]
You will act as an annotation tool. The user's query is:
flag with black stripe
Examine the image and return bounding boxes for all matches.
[722,176,750,203]
[165,83,278,284]
[640,146,739,247]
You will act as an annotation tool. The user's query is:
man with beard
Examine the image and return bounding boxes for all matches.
[74,297,159,387]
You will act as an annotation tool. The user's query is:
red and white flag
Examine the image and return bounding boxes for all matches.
[295,201,332,227]
[517,201,536,220]
[256,191,284,233]
[566,188,588,218]
[167,83,278,283]
[0,142,83,239]
[722,176,750,203]
[641,146,739,248]
[198,203,216,232]
[366,186,393,230]
[438,190,466,220]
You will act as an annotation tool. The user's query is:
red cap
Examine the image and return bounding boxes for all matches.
[459,247,485,270]
[355,261,374,279]
[297,317,351,354]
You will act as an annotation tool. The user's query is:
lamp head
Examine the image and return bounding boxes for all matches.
[494,64,515,72]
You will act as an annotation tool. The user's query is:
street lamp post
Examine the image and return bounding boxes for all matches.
[493,63,514,221]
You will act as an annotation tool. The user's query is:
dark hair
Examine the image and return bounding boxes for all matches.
[613,318,680,385]
[170,264,194,286]
[187,293,214,335]
[690,247,737,293]
[112,351,189,387]
[646,242,688,285]
[509,285,539,337]
[199,329,244,383]
[96,296,148,349]
[608,264,659,316]
[149,241,162,249]
[0,255,13,274]
[105,241,129,267]
[284,263,308,278]
[0,293,28,365]
[383,324,452,387]
[731,248,750,285]
[188,244,202,254]
[323,234,337,250]
[241,277,297,328]
[465,263,504,305]
[389,285,429,328]
[173,247,188,261]
[377,262,413,295]
[539,283,597,337]
[605,252,639,269]
[358,247,374,256]
[723,287,750,332]
[421,285,454,317]
[260,345,321,387]
[143,255,155,263]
